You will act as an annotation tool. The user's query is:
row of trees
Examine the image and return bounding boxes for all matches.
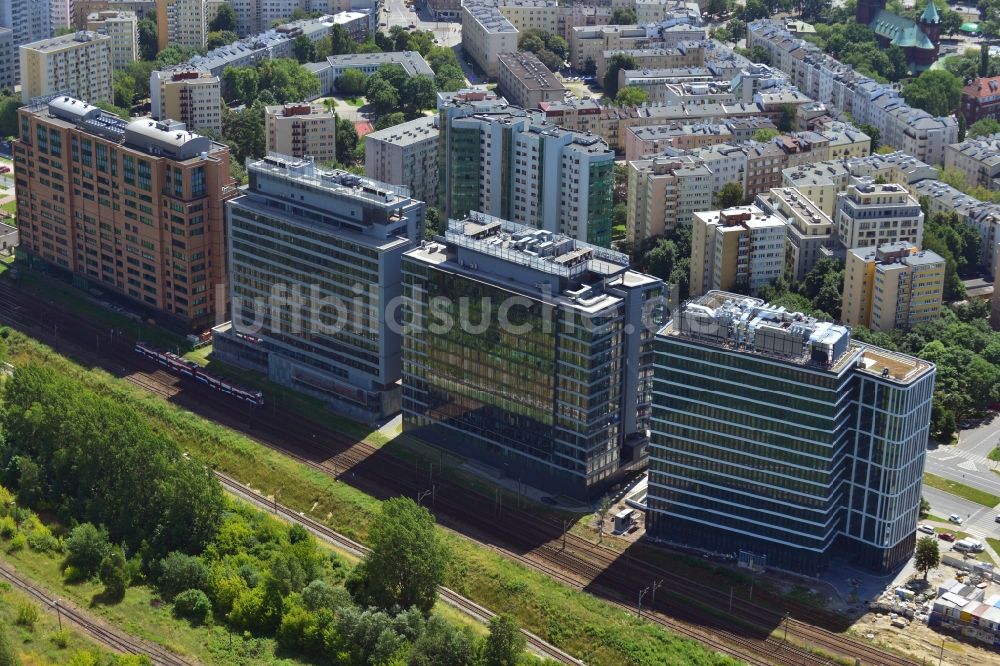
[517,29,569,73]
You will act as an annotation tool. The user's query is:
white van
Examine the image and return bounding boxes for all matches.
[954,538,984,553]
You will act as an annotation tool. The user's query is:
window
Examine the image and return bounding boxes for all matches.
[138,160,152,192]
[123,155,135,185]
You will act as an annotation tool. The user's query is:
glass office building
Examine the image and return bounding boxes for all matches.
[647,292,935,574]
[214,155,424,422]
[402,214,663,498]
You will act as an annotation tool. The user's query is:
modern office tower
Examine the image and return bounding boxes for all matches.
[647,292,936,574]
[0,27,13,90]
[842,242,945,332]
[365,115,439,207]
[86,10,138,70]
[438,102,615,247]
[15,95,236,329]
[214,155,425,421]
[755,186,833,281]
[496,51,566,110]
[834,180,924,252]
[19,31,113,103]
[402,214,664,498]
[150,69,222,134]
[689,205,786,298]
[265,102,338,163]
[156,0,208,50]
[625,155,712,248]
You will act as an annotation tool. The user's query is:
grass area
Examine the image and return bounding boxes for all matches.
[12,265,186,350]
[923,513,950,524]
[988,538,1000,558]
[989,447,1000,462]
[345,97,365,107]
[4,330,740,666]
[0,578,116,665]
[923,472,1000,508]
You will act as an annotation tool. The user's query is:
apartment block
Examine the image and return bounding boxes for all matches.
[314,51,434,94]
[618,67,716,102]
[86,10,137,69]
[365,115,439,207]
[842,242,945,331]
[0,27,13,90]
[428,0,462,20]
[626,155,711,247]
[497,51,566,110]
[265,102,337,163]
[944,135,1000,191]
[912,179,1000,276]
[690,205,786,297]
[402,214,664,498]
[570,25,656,71]
[624,122,732,161]
[73,1,156,27]
[993,243,1000,329]
[743,141,786,200]
[439,101,615,247]
[156,0,208,50]
[497,0,559,35]
[15,95,235,330]
[648,292,935,573]
[462,0,518,78]
[755,186,833,282]
[961,76,1000,125]
[597,46,703,83]
[213,155,425,421]
[151,69,221,134]
[0,0,53,84]
[20,31,112,104]
[834,180,924,252]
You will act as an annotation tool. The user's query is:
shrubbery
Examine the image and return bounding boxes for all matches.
[173,589,212,625]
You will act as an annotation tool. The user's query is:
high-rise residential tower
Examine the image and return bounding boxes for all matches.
[438,100,615,247]
[647,292,935,574]
[20,31,113,103]
[15,95,236,330]
[402,214,664,498]
[213,155,425,421]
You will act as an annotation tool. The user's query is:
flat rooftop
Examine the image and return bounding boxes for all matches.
[498,51,565,92]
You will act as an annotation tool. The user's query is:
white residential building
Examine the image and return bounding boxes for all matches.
[834,180,924,252]
[0,27,13,90]
[461,0,519,78]
[690,205,786,296]
[150,69,221,133]
[944,135,1000,191]
[625,154,712,246]
[265,101,338,163]
[86,10,138,70]
[156,0,209,50]
[365,115,439,207]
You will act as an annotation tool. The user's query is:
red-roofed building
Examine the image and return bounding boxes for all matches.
[961,76,1000,124]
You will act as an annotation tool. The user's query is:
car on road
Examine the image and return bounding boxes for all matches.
[995,514,1000,523]
[0,166,10,174]
[949,514,964,525]
[939,533,956,542]
[917,525,935,535]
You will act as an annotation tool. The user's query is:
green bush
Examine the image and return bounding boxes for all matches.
[50,629,70,648]
[14,601,39,627]
[157,552,208,599]
[64,523,110,577]
[6,531,26,553]
[0,516,16,539]
[173,588,212,625]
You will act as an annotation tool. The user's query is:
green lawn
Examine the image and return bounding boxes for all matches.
[4,330,740,666]
[1,577,116,665]
[923,472,1000,508]
[989,447,1000,462]
[345,97,365,107]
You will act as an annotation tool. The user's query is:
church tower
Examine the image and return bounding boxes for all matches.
[919,0,942,46]
[856,0,887,26]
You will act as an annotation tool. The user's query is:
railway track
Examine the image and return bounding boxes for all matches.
[213,472,585,666]
[0,564,194,665]
[0,280,918,666]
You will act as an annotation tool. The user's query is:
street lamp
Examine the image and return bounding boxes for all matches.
[417,489,432,506]
[637,586,650,618]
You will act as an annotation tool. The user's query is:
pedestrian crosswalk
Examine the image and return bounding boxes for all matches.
[929,447,998,473]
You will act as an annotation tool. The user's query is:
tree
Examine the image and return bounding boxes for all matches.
[602,54,637,98]
[0,624,19,666]
[206,30,238,50]
[616,86,649,106]
[258,59,320,104]
[173,589,212,625]
[982,42,991,78]
[347,497,448,614]
[711,27,732,43]
[221,66,259,103]
[99,545,129,600]
[754,128,779,142]
[750,45,771,65]
[902,70,962,117]
[209,4,238,33]
[801,0,830,20]
[920,496,930,519]
[65,523,111,578]
[112,71,136,109]
[336,117,359,166]
[138,17,157,61]
[777,103,796,132]
[716,181,744,208]
[403,75,438,112]
[374,111,406,131]
[583,56,597,77]
[483,614,525,666]
[157,551,209,599]
[958,113,967,142]
[221,104,265,163]
[329,24,357,56]
[741,0,770,21]
[293,35,316,64]
[335,68,368,96]
[727,18,747,42]
[366,78,399,116]
[596,495,612,544]
[707,0,731,16]
[610,8,637,24]
[410,615,478,666]
[968,118,1000,138]
[915,536,940,580]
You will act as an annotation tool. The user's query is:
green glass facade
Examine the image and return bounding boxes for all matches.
[586,160,613,248]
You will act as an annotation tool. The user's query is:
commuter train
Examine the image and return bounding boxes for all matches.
[134,341,264,406]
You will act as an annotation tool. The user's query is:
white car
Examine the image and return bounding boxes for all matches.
[949,514,963,525]
[917,525,935,535]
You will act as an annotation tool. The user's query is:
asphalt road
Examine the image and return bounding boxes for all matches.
[925,415,1000,498]
[381,0,462,48]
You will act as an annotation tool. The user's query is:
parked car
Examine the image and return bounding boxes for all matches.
[949,514,963,525]
[0,166,10,174]
[917,525,935,535]
[939,533,956,542]
[995,514,1000,523]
